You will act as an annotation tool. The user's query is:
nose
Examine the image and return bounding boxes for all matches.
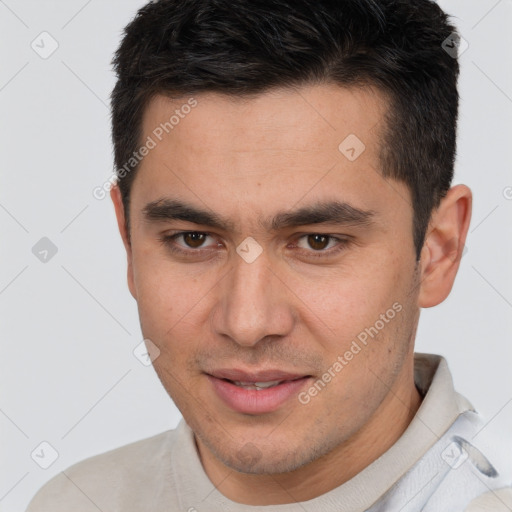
[211,247,295,347]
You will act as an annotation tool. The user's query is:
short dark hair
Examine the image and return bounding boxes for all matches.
[111,0,460,259]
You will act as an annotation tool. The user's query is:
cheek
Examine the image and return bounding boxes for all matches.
[132,247,202,325]
[294,261,405,345]
[131,253,217,363]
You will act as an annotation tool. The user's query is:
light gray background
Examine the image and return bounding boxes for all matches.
[1,1,511,510]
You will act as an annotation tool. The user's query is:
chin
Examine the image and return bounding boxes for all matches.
[206,434,325,475]
[225,451,306,475]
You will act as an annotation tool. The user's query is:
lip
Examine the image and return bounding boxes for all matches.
[208,368,306,382]
[206,369,312,415]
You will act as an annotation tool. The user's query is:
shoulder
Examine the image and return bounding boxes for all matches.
[464,487,512,511]
[25,429,178,512]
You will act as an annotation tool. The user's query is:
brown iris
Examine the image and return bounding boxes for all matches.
[183,232,207,248]
[307,234,329,251]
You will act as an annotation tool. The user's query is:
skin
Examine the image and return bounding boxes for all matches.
[110,84,472,505]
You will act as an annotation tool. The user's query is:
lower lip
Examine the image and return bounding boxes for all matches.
[207,375,311,414]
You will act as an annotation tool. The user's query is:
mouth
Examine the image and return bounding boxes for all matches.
[229,379,299,390]
[206,369,312,414]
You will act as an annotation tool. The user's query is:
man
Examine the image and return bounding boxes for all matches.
[26,0,512,510]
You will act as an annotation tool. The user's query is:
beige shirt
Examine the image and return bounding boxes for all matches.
[26,353,512,511]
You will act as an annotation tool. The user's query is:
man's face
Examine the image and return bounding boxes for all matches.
[121,84,421,474]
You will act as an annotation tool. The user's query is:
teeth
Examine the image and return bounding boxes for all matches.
[254,380,282,388]
[232,380,283,390]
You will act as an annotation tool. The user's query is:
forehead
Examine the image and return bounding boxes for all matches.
[142,84,387,156]
[130,84,411,234]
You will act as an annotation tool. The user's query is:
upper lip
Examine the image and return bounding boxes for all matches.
[207,368,309,382]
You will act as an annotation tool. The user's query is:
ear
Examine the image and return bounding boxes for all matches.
[110,184,137,300]
[418,184,472,308]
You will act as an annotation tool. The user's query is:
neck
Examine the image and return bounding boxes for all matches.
[196,361,423,505]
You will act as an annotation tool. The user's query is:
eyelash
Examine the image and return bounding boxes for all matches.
[158,231,351,259]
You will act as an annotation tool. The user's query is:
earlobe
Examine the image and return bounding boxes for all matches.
[110,184,137,300]
[418,185,472,308]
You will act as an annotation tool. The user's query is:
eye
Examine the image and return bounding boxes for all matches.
[159,231,219,255]
[159,231,351,259]
[294,234,350,257]
[174,232,212,249]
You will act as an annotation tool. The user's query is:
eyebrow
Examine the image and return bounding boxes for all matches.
[142,198,376,232]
